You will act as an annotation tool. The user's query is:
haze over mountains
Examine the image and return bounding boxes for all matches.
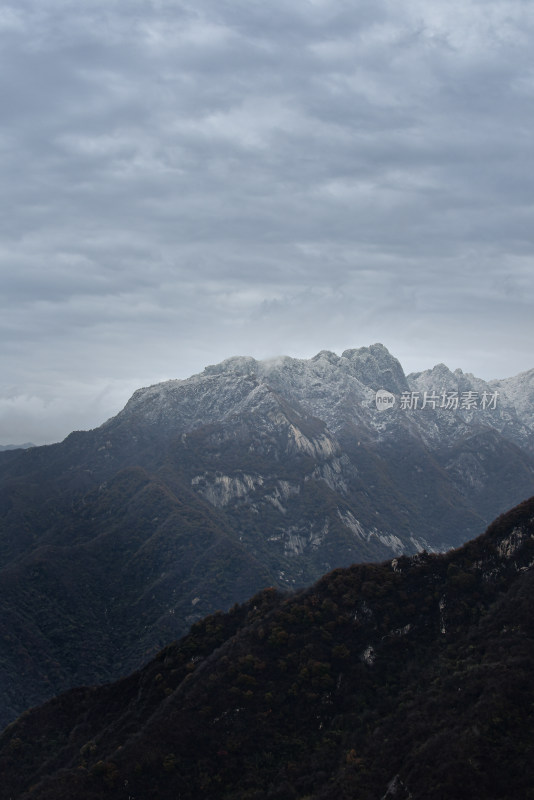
[0,344,533,729]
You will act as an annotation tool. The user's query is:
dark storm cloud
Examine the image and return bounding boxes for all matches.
[1,0,533,443]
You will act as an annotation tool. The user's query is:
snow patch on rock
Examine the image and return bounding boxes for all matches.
[338,509,404,554]
[192,472,263,507]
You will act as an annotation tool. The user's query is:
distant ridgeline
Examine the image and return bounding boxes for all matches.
[0,344,533,729]
[0,495,533,799]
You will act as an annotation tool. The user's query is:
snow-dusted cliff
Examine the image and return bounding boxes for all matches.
[115,343,534,453]
[104,344,534,566]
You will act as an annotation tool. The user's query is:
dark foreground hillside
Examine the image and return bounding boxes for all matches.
[1,496,534,800]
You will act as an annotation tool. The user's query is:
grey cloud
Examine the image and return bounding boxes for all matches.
[1,0,533,443]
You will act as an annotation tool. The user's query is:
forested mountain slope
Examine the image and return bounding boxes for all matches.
[0,495,533,799]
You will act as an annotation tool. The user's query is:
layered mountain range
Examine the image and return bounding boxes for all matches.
[0,344,533,729]
[1,494,533,799]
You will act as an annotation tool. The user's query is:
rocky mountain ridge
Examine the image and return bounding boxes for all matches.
[106,343,534,559]
[114,344,534,449]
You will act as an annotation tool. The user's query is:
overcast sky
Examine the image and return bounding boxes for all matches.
[1,0,533,445]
